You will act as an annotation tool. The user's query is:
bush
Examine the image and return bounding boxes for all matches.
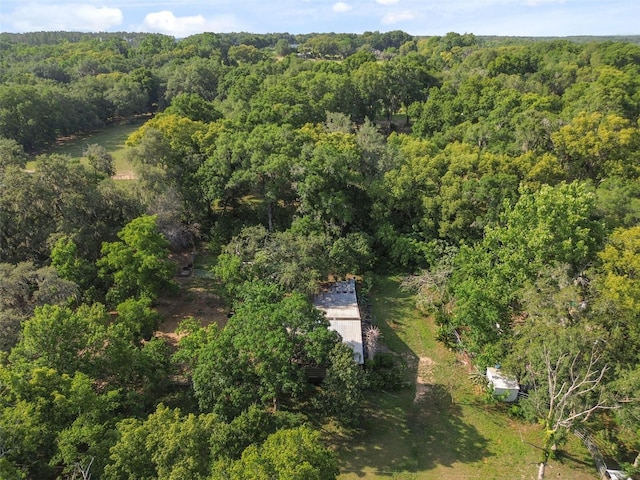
[364,353,408,391]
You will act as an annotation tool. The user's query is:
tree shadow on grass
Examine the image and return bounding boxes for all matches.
[555,451,595,470]
[333,275,492,477]
[336,384,492,477]
[408,385,493,469]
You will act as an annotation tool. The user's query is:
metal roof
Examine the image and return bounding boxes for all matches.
[313,279,361,320]
[313,279,363,364]
[329,319,364,364]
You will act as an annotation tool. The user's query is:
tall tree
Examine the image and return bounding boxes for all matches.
[191,282,338,419]
[98,215,176,305]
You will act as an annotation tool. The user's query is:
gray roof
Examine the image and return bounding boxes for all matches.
[313,279,360,320]
[313,279,363,364]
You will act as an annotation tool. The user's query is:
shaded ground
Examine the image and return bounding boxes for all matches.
[155,252,228,346]
[155,277,228,345]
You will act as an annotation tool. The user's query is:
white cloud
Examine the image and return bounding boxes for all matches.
[332,2,352,13]
[140,10,240,37]
[381,9,419,24]
[4,3,122,32]
[376,0,400,5]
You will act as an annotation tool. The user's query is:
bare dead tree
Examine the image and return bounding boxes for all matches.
[531,344,618,480]
[401,266,452,313]
[67,456,94,480]
[364,325,380,361]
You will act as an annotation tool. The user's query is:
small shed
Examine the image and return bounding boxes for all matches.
[486,366,520,402]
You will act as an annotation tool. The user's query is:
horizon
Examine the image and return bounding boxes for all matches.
[1,0,639,39]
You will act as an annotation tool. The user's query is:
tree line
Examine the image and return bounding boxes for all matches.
[1,30,640,478]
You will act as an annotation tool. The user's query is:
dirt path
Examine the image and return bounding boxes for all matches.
[414,356,435,402]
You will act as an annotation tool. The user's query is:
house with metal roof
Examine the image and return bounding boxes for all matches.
[313,278,364,364]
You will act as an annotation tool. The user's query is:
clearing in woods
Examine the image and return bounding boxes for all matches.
[149,252,599,479]
[30,118,147,179]
[155,251,228,346]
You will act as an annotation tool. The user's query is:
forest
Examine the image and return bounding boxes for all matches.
[1,29,640,479]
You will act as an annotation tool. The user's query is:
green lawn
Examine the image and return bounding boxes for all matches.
[28,118,146,178]
[333,275,598,480]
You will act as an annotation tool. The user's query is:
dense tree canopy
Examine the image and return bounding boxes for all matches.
[1,29,640,479]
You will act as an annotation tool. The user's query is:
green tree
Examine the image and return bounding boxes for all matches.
[191,282,338,418]
[590,225,640,367]
[329,232,374,278]
[197,124,253,212]
[595,177,640,230]
[485,181,605,276]
[164,92,222,123]
[245,123,302,231]
[0,262,78,315]
[213,426,339,480]
[610,366,640,473]
[0,262,79,352]
[294,130,368,232]
[98,215,176,305]
[213,225,332,298]
[0,366,119,479]
[104,405,219,480]
[449,181,605,360]
[105,76,148,118]
[317,343,365,425]
[0,137,27,175]
[228,44,267,65]
[50,235,98,299]
[552,112,640,181]
[164,57,223,103]
[115,297,161,342]
[8,303,106,375]
[84,143,115,178]
[274,39,292,57]
[0,153,141,264]
[352,61,386,121]
[598,225,640,315]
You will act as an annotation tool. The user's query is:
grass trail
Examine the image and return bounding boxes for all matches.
[334,275,597,480]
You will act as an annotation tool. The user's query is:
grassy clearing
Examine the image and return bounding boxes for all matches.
[333,275,597,480]
[28,118,147,177]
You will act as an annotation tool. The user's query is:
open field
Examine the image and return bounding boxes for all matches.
[28,118,146,178]
[333,275,598,480]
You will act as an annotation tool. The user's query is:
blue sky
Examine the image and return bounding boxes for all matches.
[1,0,638,38]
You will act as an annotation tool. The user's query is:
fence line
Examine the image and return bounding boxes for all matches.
[573,427,613,479]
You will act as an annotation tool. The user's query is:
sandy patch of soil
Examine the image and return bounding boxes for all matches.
[414,356,435,403]
[112,172,137,180]
[154,256,229,347]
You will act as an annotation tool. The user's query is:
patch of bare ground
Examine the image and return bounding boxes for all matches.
[155,253,228,347]
[414,356,435,403]
[112,172,137,180]
[155,277,228,346]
